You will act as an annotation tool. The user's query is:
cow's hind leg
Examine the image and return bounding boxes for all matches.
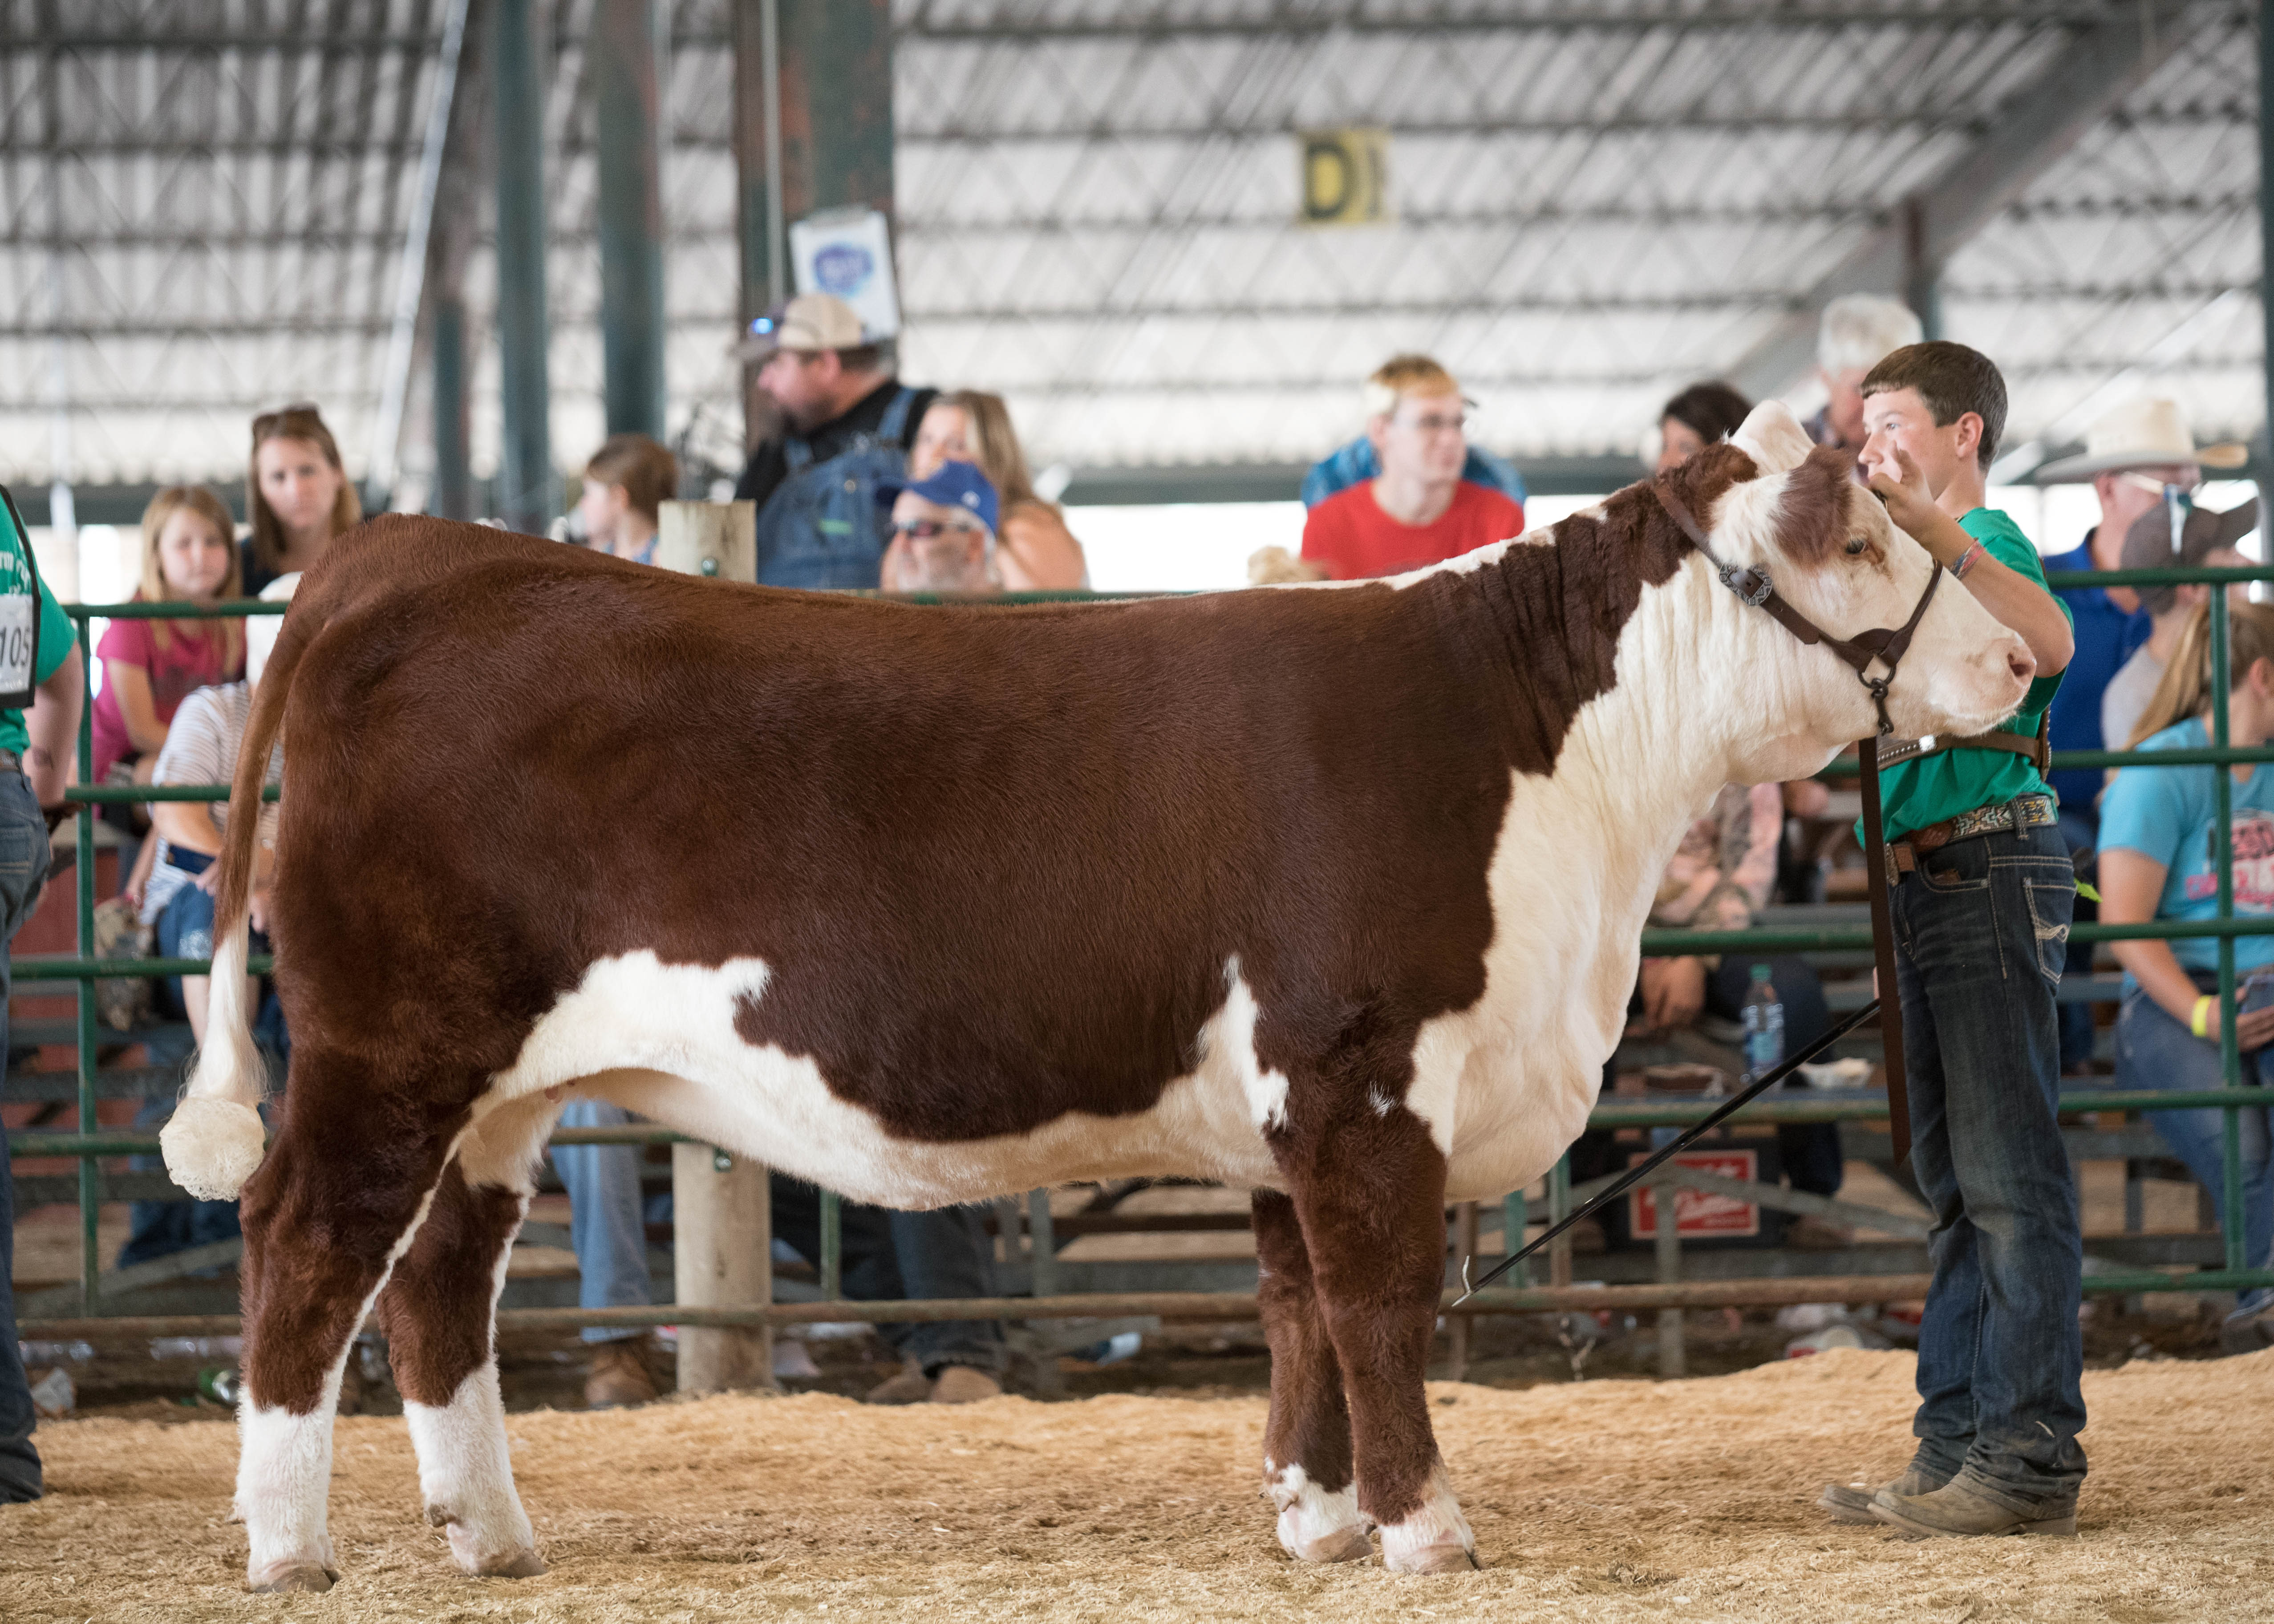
[1277,1101,1476,1575]
[1253,1189,1369,1563]
[234,1082,456,1592]
[377,1099,551,1579]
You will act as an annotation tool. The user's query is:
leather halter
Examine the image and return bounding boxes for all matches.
[1654,477,1943,738]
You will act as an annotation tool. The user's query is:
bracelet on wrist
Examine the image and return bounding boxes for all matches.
[1952,541,1985,580]
[2191,994,2214,1038]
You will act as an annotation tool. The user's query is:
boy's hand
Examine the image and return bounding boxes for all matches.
[1865,445,1942,543]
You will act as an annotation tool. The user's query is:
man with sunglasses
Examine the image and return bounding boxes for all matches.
[1298,355,1524,580]
[876,463,1001,595]
[2035,399,2250,1070]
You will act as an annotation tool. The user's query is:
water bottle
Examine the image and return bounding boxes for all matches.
[1741,964,1785,1082]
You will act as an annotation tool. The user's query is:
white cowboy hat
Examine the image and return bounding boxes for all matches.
[2033,396,2249,483]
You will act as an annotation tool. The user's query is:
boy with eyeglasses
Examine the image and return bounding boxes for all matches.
[1298,355,1524,580]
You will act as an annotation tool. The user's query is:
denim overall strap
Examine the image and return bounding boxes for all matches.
[876,385,918,446]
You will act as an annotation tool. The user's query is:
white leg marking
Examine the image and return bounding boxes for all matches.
[237,1382,345,1591]
[1377,1459,1477,1575]
[1265,1458,1371,1563]
[405,1361,544,1576]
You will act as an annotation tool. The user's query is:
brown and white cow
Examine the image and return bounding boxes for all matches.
[163,403,2031,1590]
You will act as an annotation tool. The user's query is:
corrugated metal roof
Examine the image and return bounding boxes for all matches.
[0,0,2259,494]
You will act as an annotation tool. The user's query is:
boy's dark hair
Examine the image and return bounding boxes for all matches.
[1661,380,1753,447]
[1860,340,2006,472]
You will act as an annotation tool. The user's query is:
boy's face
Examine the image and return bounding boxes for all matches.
[1861,386,1974,498]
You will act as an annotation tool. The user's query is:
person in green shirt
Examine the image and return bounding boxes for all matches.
[1813,342,2088,1540]
[0,484,85,1504]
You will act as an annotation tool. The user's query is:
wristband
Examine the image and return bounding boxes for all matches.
[1952,541,1985,580]
[2192,995,2213,1039]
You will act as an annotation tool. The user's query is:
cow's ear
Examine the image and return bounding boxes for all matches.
[1729,400,1814,476]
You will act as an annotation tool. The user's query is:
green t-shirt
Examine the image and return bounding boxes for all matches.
[1861,507,2070,844]
[0,490,80,758]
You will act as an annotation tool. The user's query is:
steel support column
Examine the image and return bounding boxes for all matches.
[491,0,554,533]
[775,0,894,226]
[431,295,473,519]
[595,0,668,439]
[2262,0,2274,453]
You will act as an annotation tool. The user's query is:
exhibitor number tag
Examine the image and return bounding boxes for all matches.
[0,592,31,708]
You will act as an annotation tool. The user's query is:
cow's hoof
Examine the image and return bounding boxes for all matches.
[248,1561,337,1594]
[474,1548,548,1579]
[1291,1524,1374,1563]
[1385,1541,1480,1575]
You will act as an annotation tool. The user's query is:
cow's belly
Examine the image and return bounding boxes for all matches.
[480,950,1288,1207]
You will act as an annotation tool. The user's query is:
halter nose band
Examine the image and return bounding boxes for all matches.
[1654,477,1944,737]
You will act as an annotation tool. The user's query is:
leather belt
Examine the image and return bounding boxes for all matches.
[1885,792,2059,884]
[0,749,19,775]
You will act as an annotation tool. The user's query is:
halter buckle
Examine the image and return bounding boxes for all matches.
[1717,561,1774,609]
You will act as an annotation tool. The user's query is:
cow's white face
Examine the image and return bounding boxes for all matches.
[1705,401,2035,783]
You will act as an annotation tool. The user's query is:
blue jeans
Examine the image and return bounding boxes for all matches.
[551,1099,655,1344]
[0,773,55,1500]
[770,1182,1006,1376]
[1891,818,2087,1504]
[2115,977,2274,1319]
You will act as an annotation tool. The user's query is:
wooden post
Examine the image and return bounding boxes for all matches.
[1447,1201,1478,1381]
[672,1142,775,1393]
[657,500,758,582]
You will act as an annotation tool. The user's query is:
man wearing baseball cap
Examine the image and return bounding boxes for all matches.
[2035,397,2250,1069]
[876,462,1002,594]
[730,292,937,588]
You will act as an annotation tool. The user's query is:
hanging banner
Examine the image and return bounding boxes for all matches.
[1299,128,1390,226]
[789,207,902,340]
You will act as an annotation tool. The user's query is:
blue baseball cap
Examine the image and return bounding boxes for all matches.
[876,460,999,536]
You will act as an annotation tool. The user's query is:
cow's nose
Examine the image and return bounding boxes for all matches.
[2007,644,2036,685]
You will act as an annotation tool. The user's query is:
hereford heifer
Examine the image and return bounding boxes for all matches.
[164,402,2034,1591]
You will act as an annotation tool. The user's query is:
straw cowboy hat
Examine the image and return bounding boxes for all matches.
[2034,396,2249,482]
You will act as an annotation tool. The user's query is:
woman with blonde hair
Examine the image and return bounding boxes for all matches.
[245,402,360,593]
[89,487,244,816]
[903,390,1087,590]
[2099,598,2274,1353]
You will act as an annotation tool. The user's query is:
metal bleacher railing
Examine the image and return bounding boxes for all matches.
[8,565,2273,1361]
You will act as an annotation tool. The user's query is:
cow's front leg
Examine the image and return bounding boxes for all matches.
[1253,1189,1369,1563]
[1277,1103,1476,1575]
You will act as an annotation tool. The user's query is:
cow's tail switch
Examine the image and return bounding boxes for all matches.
[162,580,309,1203]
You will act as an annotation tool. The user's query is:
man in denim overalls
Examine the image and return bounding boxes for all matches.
[732,293,937,590]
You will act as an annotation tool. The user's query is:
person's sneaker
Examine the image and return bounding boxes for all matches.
[584,1335,663,1409]
[1818,1463,1949,1525]
[928,1365,1003,1404]
[1871,1468,2076,1538]
[1784,1214,1855,1251]
[864,1362,935,1405]
[2219,1300,2274,1357]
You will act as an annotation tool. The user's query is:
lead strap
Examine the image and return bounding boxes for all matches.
[1858,735,1913,1173]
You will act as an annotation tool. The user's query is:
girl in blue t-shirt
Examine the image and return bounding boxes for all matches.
[2099,599,2274,1350]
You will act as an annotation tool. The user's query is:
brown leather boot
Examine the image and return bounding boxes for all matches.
[584,1335,662,1409]
[928,1365,1003,1404]
[864,1363,934,1405]
[1819,1462,1949,1524]
[1871,1469,2077,1538]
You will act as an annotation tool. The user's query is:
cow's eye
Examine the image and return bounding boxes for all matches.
[1844,536,1869,556]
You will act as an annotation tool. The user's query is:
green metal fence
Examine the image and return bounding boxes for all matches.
[8,564,2273,1343]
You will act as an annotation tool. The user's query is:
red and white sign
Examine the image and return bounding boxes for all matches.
[1626,1148,1760,1238]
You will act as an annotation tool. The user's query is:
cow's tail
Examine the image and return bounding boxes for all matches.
[161,592,313,1203]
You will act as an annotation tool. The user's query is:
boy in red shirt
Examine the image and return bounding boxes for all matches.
[1300,355,1524,579]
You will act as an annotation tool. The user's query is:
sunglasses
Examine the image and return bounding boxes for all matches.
[893,518,982,539]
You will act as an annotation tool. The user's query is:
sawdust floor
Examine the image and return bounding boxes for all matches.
[5,1349,2269,1624]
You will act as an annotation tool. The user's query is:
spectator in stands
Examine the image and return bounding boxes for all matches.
[1299,356,1525,579]
[1654,382,1752,474]
[1301,375,1526,515]
[245,403,361,595]
[0,481,85,1506]
[90,488,245,840]
[732,294,936,588]
[2097,598,2274,1357]
[2036,398,2249,1069]
[878,463,1001,594]
[2101,497,2258,762]
[906,391,1087,590]
[576,434,678,565]
[117,578,293,1270]
[1807,296,1924,464]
